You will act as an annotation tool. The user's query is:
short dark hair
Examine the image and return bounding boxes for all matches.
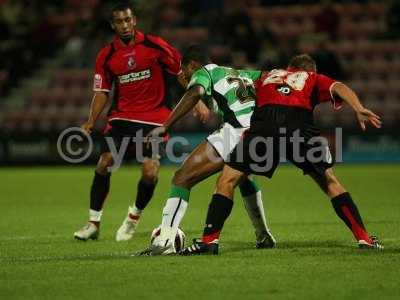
[110,1,135,20]
[182,45,210,66]
[288,54,317,72]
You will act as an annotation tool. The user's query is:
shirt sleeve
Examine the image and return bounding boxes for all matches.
[93,47,113,92]
[147,35,182,75]
[316,74,342,110]
[187,68,212,96]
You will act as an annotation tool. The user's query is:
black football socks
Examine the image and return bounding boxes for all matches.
[89,171,111,227]
[134,178,157,210]
[90,171,111,212]
[202,194,234,244]
[331,192,371,243]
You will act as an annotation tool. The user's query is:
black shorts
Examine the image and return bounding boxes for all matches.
[227,105,334,178]
[100,120,165,161]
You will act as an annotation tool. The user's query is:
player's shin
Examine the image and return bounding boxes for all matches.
[89,171,111,226]
[156,185,190,245]
[239,179,274,244]
[133,178,158,215]
[116,178,158,242]
[202,194,234,244]
[331,192,372,244]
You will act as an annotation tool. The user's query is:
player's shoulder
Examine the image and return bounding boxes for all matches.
[188,65,217,87]
[238,68,261,79]
[96,42,115,61]
[312,72,337,85]
[194,64,219,76]
[190,67,209,82]
[204,64,226,79]
[145,33,165,43]
[143,33,172,48]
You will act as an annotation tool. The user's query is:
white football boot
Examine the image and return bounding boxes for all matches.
[116,208,140,242]
[74,222,99,241]
[358,236,384,250]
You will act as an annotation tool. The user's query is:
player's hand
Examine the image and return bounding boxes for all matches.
[356,107,382,131]
[193,101,211,123]
[81,121,95,134]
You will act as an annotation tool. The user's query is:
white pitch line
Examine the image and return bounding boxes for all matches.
[0,251,134,263]
[0,235,65,241]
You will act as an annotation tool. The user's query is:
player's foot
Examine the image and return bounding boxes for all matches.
[179,238,219,255]
[74,222,99,241]
[256,230,276,249]
[358,236,384,250]
[116,209,139,242]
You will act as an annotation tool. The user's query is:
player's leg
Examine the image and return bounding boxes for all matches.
[150,140,224,253]
[181,164,245,255]
[289,128,382,249]
[203,165,245,242]
[74,152,114,240]
[178,126,278,252]
[116,157,160,241]
[181,130,280,255]
[309,168,383,249]
[239,177,276,248]
[135,157,160,216]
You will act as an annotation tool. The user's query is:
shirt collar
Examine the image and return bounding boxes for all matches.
[287,67,314,74]
[112,30,145,50]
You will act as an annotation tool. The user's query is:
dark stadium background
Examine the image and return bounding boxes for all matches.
[0,0,399,165]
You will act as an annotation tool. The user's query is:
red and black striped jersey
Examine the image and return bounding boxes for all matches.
[93,30,182,125]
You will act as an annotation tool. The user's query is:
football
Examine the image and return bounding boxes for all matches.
[150,226,186,252]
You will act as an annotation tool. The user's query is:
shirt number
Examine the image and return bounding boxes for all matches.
[263,70,309,91]
[227,77,256,104]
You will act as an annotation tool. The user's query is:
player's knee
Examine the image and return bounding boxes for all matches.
[324,169,346,197]
[217,173,238,192]
[96,153,114,175]
[325,169,339,186]
[172,168,192,188]
[142,159,159,183]
[142,170,158,184]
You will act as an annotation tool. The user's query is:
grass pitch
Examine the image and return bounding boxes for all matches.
[0,165,399,299]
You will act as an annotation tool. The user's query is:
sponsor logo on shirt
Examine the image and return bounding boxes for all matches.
[118,69,151,84]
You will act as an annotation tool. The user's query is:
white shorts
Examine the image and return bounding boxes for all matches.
[206,123,247,162]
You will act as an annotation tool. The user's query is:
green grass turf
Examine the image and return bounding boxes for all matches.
[0,165,399,300]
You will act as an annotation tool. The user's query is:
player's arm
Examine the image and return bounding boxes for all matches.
[84,46,114,134]
[81,91,109,134]
[192,100,211,123]
[151,37,211,123]
[146,85,205,138]
[164,85,205,131]
[331,82,382,131]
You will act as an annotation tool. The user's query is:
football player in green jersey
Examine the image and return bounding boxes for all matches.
[137,45,275,255]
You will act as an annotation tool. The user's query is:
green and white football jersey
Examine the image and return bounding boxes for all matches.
[187,64,261,128]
